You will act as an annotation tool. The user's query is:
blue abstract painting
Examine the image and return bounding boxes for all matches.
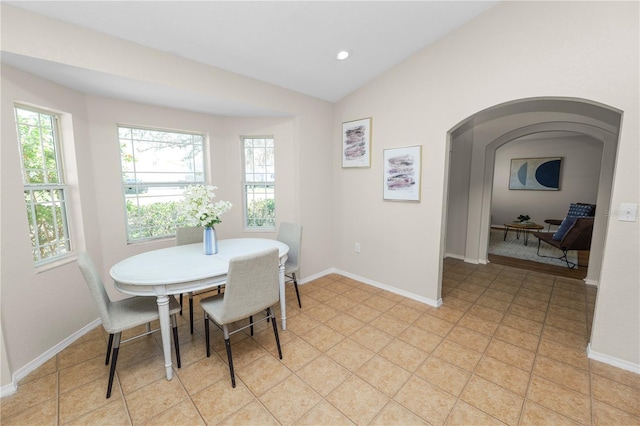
[509,157,562,190]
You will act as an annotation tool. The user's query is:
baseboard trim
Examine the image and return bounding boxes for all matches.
[331,268,442,307]
[1,319,101,398]
[587,343,640,374]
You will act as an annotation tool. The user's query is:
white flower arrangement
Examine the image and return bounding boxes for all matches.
[181,184,232,228]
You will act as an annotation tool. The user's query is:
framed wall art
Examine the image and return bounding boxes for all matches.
[342,117,372,168]
[383,145,422,201]
[509,157,562,190]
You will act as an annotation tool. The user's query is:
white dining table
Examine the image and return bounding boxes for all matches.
[109,238,289,380]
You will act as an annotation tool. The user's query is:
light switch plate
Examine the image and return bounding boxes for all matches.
[619,203,638,222]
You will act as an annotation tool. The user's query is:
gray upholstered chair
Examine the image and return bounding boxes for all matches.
[200,248,283,388]
[276,222,303,308]
[77,252,181,398]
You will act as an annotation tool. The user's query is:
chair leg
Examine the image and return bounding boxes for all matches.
[179,293,183,315]
[171,314,181,369]
[269,307,283,360]
[106,333,121,399]
[292,272,302,308]
[249,315,254,336]
[189,292,194,334]
[223,325,236,388]
[105,334,114,365]
[204,314,211,358]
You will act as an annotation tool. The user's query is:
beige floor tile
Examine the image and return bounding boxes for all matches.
[221,399,280,425]
[300,323,345,352]
[591,374,640,416]
[547,304,586,322]
[371,401,429,425]
[303,303,339,323]
[1,396,58,426]
[350,324,394,352]
[592,400,640,426]
[476,295,512,313]
[59,377,120,423]
[143,399,205,426]
[590,359,640,389]
[502,313,543,336]
[385,304,425,323]
[176,354,231,395]
[474,356,531,396]
[551,295,587,312]
[296,355,351,397]
[394,375,457,425]
[260,375,322,424]
[398,326,443,353]
[413,313,456,337]
[441,295,474,312]
[425,304,467,323]
[545,313,588,336]
[445,400,507,425]
[58,354,108,394]
[330,294,360,312]
[461,376,524,425]
[276,336,321,371]
[295,400,356,425]
[486,339,536,371]
[512,295,549,312]
[494,324,540,352]
[346,303,384,322]
[447,288,481,303]
[324,311,365,335]
[355,355,411,397]
[369,313,411,336]
[124,376,188,424]
[235,353,291,396]
[19,356,58,386]
[117,354,168,395]
[458,312,500,336]
[326,375,389,425]
[378,338,429,372]
[433,340,482,372]
[192,380,255,424]
[325,338,375,372]
[415,355,471,397]
[519,400,580,425]
[542,325,588,349]
[446,325,491,353]
[533,355,590,396]
[527,375,591,424]
[483,288,516,303]
[286,313,322,336]
[363,294,398,312]
[467,304,506,323]
[537,339,589,370]
[58,336,108,370]
[508,303,547,323]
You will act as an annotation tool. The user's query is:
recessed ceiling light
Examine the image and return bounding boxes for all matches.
[336,50,350,60]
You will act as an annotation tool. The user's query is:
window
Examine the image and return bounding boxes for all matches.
[242,136,275,229]
[15,106,71,264]
[119,126,205,242]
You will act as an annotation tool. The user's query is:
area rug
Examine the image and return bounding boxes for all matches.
[488,228,577,267]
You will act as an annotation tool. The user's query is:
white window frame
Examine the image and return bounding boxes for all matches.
[242,136,276,230]
[118,125,206,242]
[15,105,72,265]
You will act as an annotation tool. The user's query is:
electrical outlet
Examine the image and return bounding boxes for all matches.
[355,243,361,253]
[619,203,638,222]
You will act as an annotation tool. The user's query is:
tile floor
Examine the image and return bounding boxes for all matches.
[2,258,639,425]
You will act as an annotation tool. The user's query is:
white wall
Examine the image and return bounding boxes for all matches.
[334,1,638,368]
[491,134,602,226]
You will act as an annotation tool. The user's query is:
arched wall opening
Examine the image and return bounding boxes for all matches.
[444,97,621,287]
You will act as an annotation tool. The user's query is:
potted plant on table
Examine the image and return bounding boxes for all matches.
[516,214,531,224]
[181,185,232,255]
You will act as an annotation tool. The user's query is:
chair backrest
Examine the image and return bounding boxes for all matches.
[176,226,203,245]
[277,222,302,271]
[560,217,594,250]
[78,252,114,331]
[218,248,280,324]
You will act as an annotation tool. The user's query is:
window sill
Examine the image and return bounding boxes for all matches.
[35,253,78,274]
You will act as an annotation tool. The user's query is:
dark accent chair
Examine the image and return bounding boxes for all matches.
[532,217,594,269]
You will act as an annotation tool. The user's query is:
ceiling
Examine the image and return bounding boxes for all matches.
[3,1,498,115]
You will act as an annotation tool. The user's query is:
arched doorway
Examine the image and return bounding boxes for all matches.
[444,97,621,285]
